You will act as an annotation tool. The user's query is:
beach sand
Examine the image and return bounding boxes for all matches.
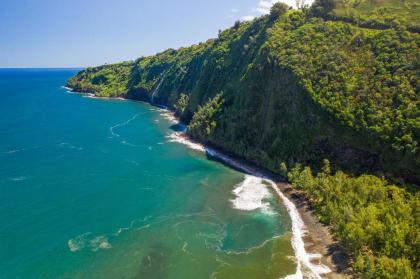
[275,182,350,278]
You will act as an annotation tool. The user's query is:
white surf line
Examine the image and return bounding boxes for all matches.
[159,109,180,124]
[62,86,73,91]
[166,132,205,152]
[109,113,141,138]
[166,129,331,278]
[268,180,331,279]
[63,86,95,97]
[63,86,125,100]
[83,95,125,101]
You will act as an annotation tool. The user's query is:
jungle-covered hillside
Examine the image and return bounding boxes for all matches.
[68,0,419,185]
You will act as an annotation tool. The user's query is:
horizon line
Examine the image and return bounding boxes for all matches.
[0,67,86,69]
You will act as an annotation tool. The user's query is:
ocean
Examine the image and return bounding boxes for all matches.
[0,69,299,278]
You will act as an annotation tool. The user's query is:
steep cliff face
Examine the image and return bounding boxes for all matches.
[67,2,419,184]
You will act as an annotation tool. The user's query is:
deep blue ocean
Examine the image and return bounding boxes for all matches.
[0,69,295,279]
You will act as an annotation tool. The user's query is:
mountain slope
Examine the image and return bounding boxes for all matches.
[311,0,420,31]
[68,3,419,184]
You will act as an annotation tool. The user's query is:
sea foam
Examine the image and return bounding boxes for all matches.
[268,180,331,279]
[68,233,90,252]
[109,113,140,138]
[68,233,112,252]
[1,146,39,154]
[64,87,125,101]
[167,132,206,152]
[231,175,272,213]
[159,109,179,124]
[8,176,27,182]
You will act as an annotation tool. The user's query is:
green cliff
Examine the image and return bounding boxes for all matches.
[67,1,419,277]
[68,0,419,185]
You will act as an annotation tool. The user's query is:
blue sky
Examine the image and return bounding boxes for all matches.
[0,0,310,68]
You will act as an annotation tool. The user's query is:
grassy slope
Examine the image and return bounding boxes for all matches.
[334,0,419,23]
[312,0,420,31]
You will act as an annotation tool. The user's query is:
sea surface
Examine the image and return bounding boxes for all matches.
[0,69,297,279]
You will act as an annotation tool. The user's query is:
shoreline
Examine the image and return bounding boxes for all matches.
[170,132,349,279]
[65,87,349,278]
[275,182,350,279]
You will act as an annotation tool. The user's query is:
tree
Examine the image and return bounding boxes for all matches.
[270,2,289,21]
[188,93,224,141]
[174,93,189,117]
[295,0,307,9]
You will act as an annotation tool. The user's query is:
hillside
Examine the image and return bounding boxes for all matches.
[68,1,419,185]
[67,1,419,277]
[311,0,420,31]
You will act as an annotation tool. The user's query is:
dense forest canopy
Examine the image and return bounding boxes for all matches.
[288,160,419,278]
[67,1,419,277]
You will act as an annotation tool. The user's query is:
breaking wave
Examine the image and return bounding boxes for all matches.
[231,175,273,214]
[166,132,205,152]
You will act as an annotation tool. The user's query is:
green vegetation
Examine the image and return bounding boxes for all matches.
[311,0,420,31]
[265,9,419,181]
[188,93,224,141]
[67,2,419,277]
[288,161,419,278]
[67,2,419,184]
[174,93,189,117]
[67,61,133,98]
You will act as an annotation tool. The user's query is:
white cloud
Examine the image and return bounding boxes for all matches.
[255,0,278,14]
[239,0,314,22]
[254,0,314,13]
[227,8,240,19]
[241,15,256,21]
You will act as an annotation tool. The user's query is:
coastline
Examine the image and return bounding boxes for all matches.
[275,182,350,279]
[169,132,349,279]
[65,87,349,278]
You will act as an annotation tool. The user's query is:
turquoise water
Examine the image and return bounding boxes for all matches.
[0,69,295,279]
